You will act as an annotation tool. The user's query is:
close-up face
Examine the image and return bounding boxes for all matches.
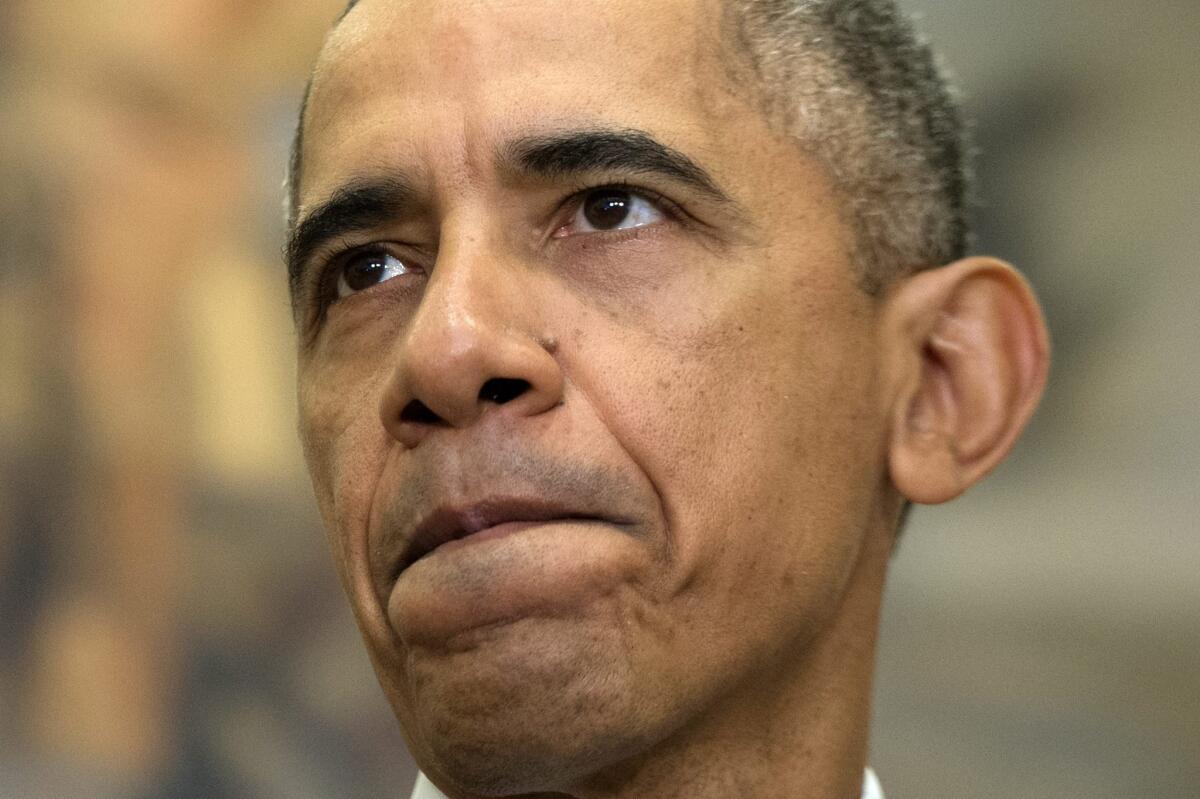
[293,0,894,793]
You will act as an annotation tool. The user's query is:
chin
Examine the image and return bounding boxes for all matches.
[397,614,667,796]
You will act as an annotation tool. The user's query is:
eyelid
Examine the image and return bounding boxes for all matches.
[335,248,416,300]
[300,240,413,326]
[551,182,687,238]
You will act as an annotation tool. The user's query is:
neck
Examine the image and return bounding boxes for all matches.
[568,525,892,799]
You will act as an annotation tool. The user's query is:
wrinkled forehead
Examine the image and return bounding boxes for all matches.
[298,0,741,204]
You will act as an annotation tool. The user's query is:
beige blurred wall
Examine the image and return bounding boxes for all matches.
[0,1,1196,797]
[1,2,412,796]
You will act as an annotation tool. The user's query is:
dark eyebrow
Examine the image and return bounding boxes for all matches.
[285,177,414,298]
[287,130,742,298]
[502,128,737,207]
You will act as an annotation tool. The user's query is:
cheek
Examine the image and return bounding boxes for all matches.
[574,271,883,633]
[297,345,393,590]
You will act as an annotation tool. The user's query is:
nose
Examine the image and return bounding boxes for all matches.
[379,247,564,448]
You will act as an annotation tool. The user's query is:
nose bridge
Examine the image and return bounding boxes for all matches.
[380,218,564,446]
[409,222,515,354]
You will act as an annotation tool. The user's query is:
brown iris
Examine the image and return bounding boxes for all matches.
[342,252,389,292]
[582,189,632,230]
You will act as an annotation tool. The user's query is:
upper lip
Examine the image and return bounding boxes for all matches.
[396,498,609,577]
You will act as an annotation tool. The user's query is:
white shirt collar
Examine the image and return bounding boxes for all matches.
[411,767,884,798]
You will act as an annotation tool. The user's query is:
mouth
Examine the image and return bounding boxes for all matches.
[395,499,616,579]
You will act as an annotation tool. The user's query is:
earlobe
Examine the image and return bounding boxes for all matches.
[882,257,1050,505]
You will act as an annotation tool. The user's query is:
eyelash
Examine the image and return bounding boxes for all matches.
[303,240,408,329]
[320,242,393,298]
[556,181,685,232]
[305,182,687,323]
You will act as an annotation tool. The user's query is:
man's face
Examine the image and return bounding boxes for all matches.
[295,0,891,791]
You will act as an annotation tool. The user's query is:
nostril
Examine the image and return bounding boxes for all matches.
[479,377,530,405]
[400,399,442,425]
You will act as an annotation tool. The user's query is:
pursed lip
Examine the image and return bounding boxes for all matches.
[394,498,620,580]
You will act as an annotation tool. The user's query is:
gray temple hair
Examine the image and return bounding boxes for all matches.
[287,0,970,292]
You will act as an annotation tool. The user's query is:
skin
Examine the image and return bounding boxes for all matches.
[291,1,1050,797]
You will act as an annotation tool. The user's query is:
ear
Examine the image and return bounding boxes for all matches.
[881,257,1050,505]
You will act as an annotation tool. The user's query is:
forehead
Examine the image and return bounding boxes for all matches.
[299,0,744,203]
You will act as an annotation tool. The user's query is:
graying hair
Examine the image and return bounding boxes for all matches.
[288,0,969,291]
[723,0,969,290]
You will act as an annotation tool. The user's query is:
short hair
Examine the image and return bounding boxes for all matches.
[723,0,968,291]
[288,0,968,292]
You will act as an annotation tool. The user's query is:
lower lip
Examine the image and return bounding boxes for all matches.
[387,519,643,645]
[434,519,544,554]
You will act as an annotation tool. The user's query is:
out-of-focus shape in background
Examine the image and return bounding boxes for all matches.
[0,1,1196,797]
[1,2,411,796]
[875,2,1200,796]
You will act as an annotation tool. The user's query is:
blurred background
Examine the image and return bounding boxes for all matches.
[0,0,1195,797]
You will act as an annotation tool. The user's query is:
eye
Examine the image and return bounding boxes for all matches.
[555,188,665,237]
[335,250,414,299]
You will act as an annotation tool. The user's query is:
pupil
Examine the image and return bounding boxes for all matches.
[345,255,385,291]
[583,190,631,229]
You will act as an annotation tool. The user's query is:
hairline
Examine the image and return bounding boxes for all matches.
[288,1,965,292]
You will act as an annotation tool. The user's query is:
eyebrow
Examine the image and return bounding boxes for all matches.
[286,129,741,299]
[502,128,735,206]
[286,177,415,298]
